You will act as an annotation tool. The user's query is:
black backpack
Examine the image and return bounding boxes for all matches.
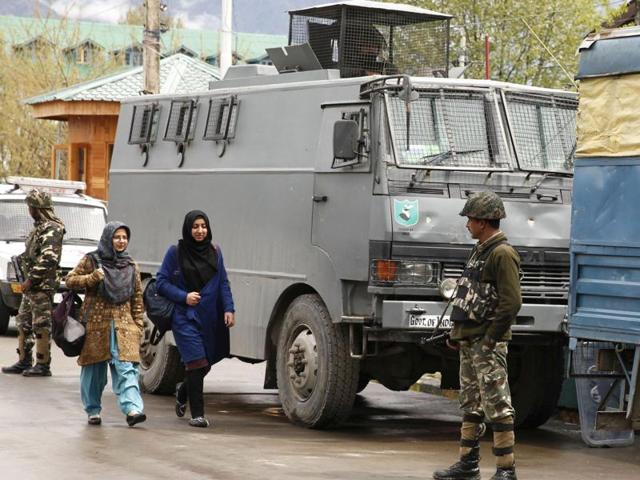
[143,278,174,345]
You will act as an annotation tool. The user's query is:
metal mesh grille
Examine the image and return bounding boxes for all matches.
[571,341,627,377]
[203,96,239,141]
[442,262,569,302]
[128,103,159,145]
[504,92,577,173]
[289,6,449,78]
[386,89,510,170]
[164,99,197,143]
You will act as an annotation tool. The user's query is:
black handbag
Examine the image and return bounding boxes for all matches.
[143,278,174,345]
[52,291,86,357]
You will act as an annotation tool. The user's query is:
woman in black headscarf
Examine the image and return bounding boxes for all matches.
[156,210,235,428]
[66,221,146,427]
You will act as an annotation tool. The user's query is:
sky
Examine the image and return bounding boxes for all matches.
[47,0,221,29]
[40,0,320,34]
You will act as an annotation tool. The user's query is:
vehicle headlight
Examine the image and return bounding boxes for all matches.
[370,259,439,286]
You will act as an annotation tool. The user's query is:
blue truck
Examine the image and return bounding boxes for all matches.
[569,27,640,446]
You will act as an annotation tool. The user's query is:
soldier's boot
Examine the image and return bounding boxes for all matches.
[433,415,485,480]
[23,330,51,377]
[433,447,481,480]
[1,328,33,374]
[490,417,516,480]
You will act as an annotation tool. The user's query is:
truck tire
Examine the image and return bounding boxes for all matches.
[138,281,184,394]
[276,294,359,428]
[509,344,564,429]
[0,298,10,335]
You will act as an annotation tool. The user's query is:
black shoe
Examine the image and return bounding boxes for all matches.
[490,467,517,480]
[175,382,186,418]
[188,416,210,428]
[1,360,32,374]
[22,364,51,377]
[126,412,147,427]
[433,448,481,480]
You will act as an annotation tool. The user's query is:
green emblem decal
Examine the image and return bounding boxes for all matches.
[393,199,419,227]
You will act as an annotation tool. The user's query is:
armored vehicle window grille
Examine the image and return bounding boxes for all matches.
[0,201,105,243]
[504,92,577,174]
[164,99,197,143]
[386,89,511,171]
[203,96,239,141]
[442,262,569,302]
[289,7,449,78]
[128,103,159,145]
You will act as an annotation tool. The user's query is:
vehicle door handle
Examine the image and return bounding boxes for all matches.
[536,194,558,202]
[313,195,328,203]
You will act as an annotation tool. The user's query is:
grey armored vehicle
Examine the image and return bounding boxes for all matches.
[110,1,577,428]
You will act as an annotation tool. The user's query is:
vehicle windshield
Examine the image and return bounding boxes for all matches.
[385,87,577,175]
[503,91,577,174]
[386,89,512,171]
[0,201,106,243]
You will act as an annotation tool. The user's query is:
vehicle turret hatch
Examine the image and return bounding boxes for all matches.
[288,0,451,78]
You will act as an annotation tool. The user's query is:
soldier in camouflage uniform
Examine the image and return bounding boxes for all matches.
[1,189,65,377]
[433,192,521,480]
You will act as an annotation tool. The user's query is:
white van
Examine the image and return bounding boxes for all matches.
[0,177,107,334]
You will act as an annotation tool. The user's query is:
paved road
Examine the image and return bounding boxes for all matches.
[0,332,638,480]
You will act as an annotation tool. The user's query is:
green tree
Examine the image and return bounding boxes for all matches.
[386,0,613,89]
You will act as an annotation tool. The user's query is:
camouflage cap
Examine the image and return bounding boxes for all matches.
[25,189,53,209]
[459,191,506,219]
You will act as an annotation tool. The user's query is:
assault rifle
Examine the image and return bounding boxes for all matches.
[11,255,25,283]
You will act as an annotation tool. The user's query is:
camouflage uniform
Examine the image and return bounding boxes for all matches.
[434,192,521,480]
[9,190,64,375]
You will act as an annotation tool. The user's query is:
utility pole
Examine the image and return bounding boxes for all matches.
[143,0,161,94]
[219,0,233,78]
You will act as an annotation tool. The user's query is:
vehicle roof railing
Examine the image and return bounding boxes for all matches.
[4,176,86,195]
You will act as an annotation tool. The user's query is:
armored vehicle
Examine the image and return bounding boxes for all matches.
[110,1,577,428]
[0,177,107,334]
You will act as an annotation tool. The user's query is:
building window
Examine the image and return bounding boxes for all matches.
[125,47,143,66]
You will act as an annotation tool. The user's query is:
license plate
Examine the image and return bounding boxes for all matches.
[408,314,452,329]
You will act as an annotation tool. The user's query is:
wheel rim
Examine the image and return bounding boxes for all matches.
[139,314,158,370]
[286,324,319,402]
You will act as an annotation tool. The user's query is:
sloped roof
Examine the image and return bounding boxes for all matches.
[25,53,221,104]
[0,15,287,61]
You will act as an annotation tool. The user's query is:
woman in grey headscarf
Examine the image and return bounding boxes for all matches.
[66,221,146,427]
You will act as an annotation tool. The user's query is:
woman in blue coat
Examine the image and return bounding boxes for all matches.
[156,210,235,428]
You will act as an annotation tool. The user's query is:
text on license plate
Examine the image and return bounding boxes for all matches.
[408,314,452,329]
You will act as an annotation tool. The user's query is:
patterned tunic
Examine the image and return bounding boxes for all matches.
[65,255,144,366]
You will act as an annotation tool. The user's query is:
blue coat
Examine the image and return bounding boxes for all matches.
[156,245,235,365]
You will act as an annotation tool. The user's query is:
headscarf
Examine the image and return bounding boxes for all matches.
[94,221,136,304]
[178,210,217,292]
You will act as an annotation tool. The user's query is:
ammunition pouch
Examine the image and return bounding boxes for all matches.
[450,276,498,324]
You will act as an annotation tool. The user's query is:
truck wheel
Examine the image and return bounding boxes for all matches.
[0,298,11,335]
[509,344,564,429]
[139,281,184,394]
[276,294,359,428]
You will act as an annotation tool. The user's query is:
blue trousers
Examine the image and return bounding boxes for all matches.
[80,324,144,416]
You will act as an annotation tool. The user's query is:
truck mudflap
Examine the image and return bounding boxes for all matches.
[381,300,566,333]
